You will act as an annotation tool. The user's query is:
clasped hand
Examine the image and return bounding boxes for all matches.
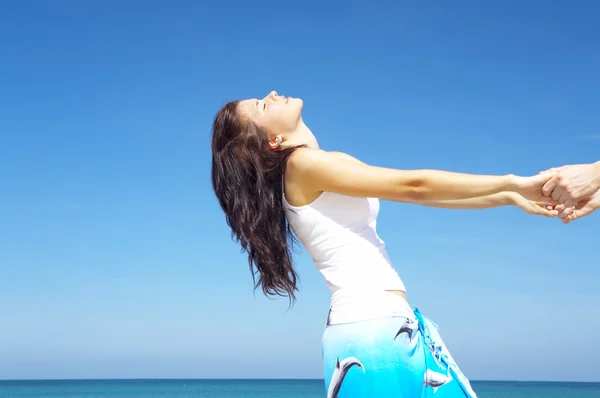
[519,163,600,224]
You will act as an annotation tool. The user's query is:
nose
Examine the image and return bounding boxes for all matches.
[264,91,279,101]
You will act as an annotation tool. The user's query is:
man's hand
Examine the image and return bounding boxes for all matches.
[554,191,600,224]
[541,162,600,207]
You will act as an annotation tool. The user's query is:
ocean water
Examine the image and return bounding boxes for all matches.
[1,379,599,397]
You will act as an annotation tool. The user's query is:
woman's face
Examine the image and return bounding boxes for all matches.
[238,90,303,136]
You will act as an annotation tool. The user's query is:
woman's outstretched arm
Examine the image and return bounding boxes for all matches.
[410,192,512,209]
[287,149,554,204]
[411,192,557,216]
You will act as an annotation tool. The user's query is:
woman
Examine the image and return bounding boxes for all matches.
[211,91,557,397]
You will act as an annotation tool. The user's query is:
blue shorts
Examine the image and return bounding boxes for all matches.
[322,308,477,397]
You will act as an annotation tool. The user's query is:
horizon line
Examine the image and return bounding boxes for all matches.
[1,378,599,383]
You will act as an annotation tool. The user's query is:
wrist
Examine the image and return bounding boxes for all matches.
[503,191,520,206]
[504,174,519,192]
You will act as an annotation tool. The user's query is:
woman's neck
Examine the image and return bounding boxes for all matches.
[284,122,319,149]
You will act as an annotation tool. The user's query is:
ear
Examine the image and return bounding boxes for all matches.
[268,135,282,150]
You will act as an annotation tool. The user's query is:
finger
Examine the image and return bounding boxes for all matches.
[542,175,558,196]
[546,204,564,211]
[553,204,566,212]
[536,207,559,217]
[557,206,574,219]
[538,166,563,175]
[551,189,564,203]
[542,196,560,206]
[565,208,585,224]
[557,190,574,206]
[572,207,594,220]
[533,203,558,217]
[531,190,560,205]
[557,205,568,218]
[536,203,558,214]
[544,209,559,217]
[561,194,577,208]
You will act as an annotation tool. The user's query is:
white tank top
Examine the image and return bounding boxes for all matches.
[283,189,412,325]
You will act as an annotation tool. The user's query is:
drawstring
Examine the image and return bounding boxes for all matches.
[413,308,447,370]
[414,307,477,397]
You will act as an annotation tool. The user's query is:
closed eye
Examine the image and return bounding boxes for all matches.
[255,100,267,114]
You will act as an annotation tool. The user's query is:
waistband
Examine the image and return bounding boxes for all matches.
[326,288,414,326]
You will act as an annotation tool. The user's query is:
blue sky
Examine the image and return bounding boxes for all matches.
[1,0,599,382]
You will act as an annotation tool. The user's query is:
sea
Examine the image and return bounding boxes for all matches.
[1,379,599,398]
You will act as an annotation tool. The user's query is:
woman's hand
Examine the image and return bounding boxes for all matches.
[511,193,558,217]
[513,173,559,203]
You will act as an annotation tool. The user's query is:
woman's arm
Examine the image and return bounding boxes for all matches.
[286,149,553,203]
[322,152,529,209]
[410,192,515,209]
[411,192,557,216]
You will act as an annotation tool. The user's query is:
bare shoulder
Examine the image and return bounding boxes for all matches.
[285,147,421,202]
[285,148,330,190]
[284,148,329,206]
[286,148,377,194]
[286,147,328,170]
[327,151,366,165]
[287,149,365,172]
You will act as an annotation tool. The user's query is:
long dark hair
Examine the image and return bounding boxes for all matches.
[211,101,302,303]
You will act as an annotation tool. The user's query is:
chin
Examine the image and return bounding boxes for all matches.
[294,101,304,120]
[292,97,304,112]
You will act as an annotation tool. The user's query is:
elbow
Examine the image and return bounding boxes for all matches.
[397,177,433,202]
[403,186,432,202]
